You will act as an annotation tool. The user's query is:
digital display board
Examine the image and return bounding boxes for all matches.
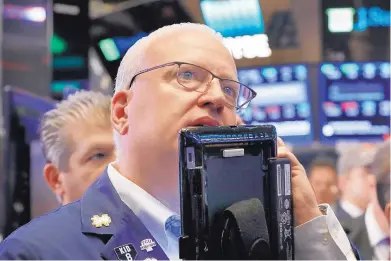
[4,87,55,142]
[199,0,271,60]
[200,0,264,38]
[238,64,313,144]
[318,61,390,142]
[321,0,390,61]
[1,87,55,236]
[98,33,147,62]
[51,0,90,100]
[50,79,89,100]
[91,0,192,80]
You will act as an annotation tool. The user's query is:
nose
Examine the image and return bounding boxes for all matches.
[197,79,227,113]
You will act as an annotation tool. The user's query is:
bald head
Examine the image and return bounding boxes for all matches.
[148,29,235,70]
[114,23,233,94]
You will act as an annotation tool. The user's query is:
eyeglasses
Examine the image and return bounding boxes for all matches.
[128,62,257,110]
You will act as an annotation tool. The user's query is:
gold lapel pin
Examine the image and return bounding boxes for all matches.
[91,214,112,228]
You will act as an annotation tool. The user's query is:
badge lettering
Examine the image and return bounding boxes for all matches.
[114,244,138,261]
[140,238,156,252]
[125,253,132,261]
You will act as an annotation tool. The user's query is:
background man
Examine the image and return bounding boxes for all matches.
[0,23,357,260]
[309,157,339,208]
[40,90,115,205]
[336,146,376,220]
[365,141,390,260]
[341,141,390,260]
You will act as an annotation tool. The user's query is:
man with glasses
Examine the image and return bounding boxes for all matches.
[0,23,358,260]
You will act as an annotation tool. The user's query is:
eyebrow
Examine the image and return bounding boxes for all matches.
[198,63,238,81]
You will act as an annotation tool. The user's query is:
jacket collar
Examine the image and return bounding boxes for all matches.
[81,168,124,235]
[80,168,169,260]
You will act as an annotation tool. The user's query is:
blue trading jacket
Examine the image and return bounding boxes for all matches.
[0,170,168,260]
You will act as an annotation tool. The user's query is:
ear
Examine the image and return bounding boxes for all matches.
[43,163,64,201]
[111,90,132,136]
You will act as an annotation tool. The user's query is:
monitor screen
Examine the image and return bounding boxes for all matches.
[238,64,314,145]
[1,87,55,236]
[51,0,89,99]
[200,0,264,37]
[318,61,390,142]
[321,0,390,62]
[91,0,192,80]
[8,87,55,142]
[50,79,89,100]
[10,89,59,219]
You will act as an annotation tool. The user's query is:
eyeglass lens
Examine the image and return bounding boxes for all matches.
[176,63,252,108]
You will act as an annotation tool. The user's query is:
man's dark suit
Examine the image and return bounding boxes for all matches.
[0,170,168,260]
[335,201,355,221]
[341,214,373,260]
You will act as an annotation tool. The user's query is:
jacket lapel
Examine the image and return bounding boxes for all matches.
[80,169,169,260]
[100,206,169,260]
[80,169,123,236]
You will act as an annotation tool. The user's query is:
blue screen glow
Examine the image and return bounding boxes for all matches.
[200,0,264,37]
[354,6,390,31]
[318,61,390,142]
[112,33,148,57]
[6,87,55,142]
[238,64,313,145]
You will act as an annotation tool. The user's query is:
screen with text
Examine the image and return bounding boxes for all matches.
[238,64,313,145]
[318,61,390,142]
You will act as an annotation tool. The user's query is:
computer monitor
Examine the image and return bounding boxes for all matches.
[1,86,56,237]
[318,61,390,143]
[91,0,192,81]
[200,0,264,38]
[238,64,314,145]
[321,0,390,62]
